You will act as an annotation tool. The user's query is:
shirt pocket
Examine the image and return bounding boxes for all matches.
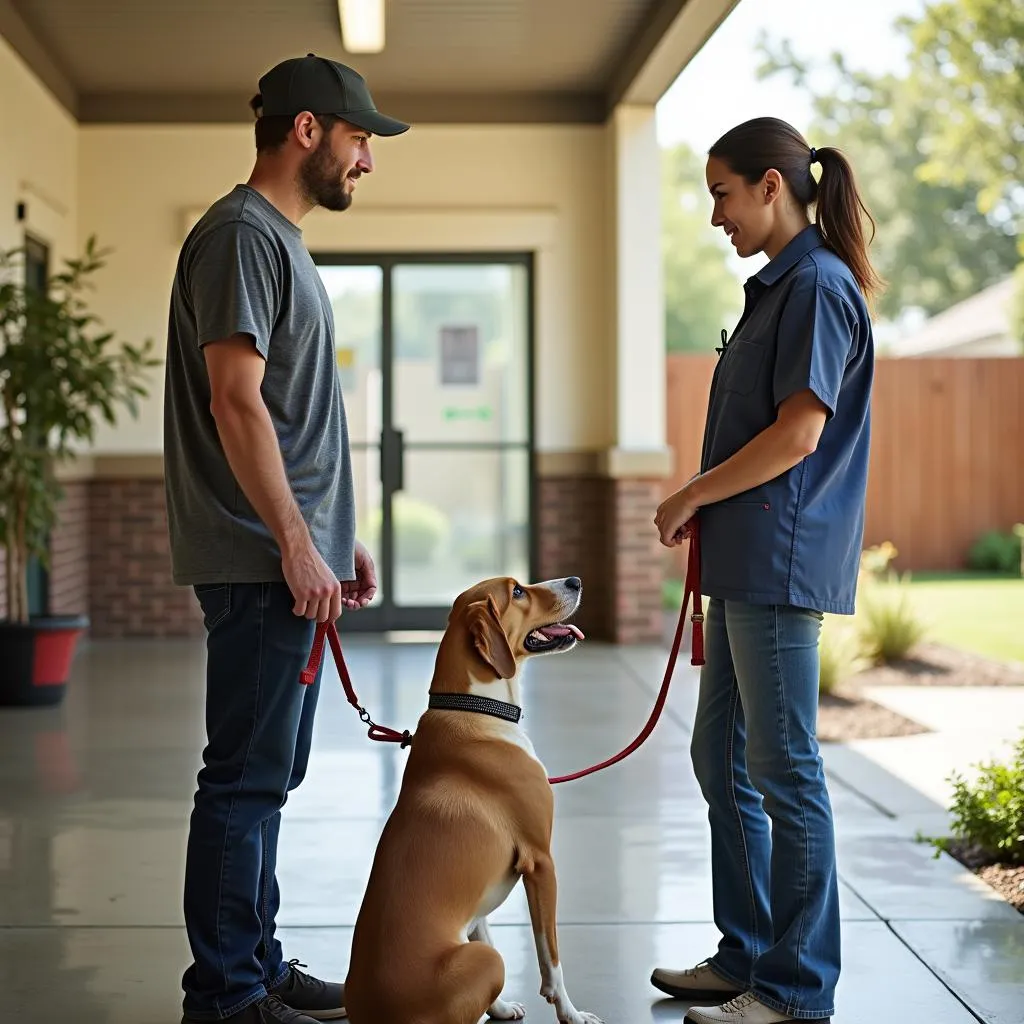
[720,339,767,397]
[700,498,781,594]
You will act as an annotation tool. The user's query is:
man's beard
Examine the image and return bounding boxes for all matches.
[299,141,353,212]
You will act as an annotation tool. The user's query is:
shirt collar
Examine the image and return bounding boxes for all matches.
[750,224,823,289]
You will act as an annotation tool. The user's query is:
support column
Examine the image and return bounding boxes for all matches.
[609,103,666,456]
[536,106,672,645]
[604,104,673,644]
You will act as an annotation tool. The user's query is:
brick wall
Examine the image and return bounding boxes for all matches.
[0,482,90,621]
[537,475,665,644]
[49,481,90,617]
[5,470,665,643]
[537,476,612,641]
[88,479,204,638]
[609,479,664,644]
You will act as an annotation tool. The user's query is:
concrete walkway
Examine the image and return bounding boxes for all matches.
[0,636,1021,1023]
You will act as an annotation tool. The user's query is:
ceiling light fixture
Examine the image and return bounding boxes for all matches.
[338,0,385,54]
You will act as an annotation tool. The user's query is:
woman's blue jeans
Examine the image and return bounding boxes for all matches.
[691,599,839,1020]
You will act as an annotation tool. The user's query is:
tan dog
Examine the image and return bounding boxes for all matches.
[344,575,602,1024]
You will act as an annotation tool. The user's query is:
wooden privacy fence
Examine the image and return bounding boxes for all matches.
[665,355,1024,572]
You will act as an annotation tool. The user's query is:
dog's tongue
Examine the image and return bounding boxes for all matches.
[538,623,585,640]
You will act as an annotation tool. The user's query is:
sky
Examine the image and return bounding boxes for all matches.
[656,0,927,153]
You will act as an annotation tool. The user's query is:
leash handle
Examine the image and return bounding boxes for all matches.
[548,516,703,784]
[300,620,412,748]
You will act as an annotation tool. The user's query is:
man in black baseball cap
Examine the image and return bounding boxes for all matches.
[167,54,408,1024]
[245,52,410,218]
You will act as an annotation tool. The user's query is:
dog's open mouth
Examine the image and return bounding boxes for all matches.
[524,622,585,653]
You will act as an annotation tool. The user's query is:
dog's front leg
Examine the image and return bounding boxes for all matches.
[468,918,527,1020]
[519,853,603,1024]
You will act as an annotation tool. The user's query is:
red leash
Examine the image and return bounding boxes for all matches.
[299,518,705,784]
[547,517,704,783]
[300,615,413,748]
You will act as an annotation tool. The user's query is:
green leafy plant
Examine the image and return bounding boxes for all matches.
[929,733,1024,866]
[857,583,927,664]
[968,528,1023,575]
[0,238,156,623]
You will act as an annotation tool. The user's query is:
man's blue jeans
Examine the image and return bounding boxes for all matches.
[181,582,323,1020]
[691,599,839,1020]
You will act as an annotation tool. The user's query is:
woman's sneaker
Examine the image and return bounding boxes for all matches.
[651,960,745,1001]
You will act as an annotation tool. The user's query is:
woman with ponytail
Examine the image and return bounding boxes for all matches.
[651,118,883,1024]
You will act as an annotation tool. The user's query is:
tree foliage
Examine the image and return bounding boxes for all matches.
[901,0,1024,232]
[662,142,743,352]
[755,26,1020,323]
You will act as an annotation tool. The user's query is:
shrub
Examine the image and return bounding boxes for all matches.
[967,529,1022,575]
[857,583,927,664]
[662,577,683,610]
[365,495,450,564]
[859,540,899,583]
[819,616,869,694]
[931,733,1024,865]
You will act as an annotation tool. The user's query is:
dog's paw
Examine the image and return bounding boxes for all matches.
[489,998,527,1020]
[561,1014,602,1024]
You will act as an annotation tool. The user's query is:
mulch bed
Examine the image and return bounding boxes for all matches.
[849,641,1024,689]
[667,614,1024,912]
[817,641,1024,744]
[940,842,1024,916]
[815,643,1024,916]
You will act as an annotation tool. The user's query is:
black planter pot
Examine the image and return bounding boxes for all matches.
[0,615,89,707]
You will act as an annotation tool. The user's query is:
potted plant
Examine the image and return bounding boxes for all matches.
[0,237,155,706]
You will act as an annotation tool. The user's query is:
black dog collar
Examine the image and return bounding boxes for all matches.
[428,692,522,724]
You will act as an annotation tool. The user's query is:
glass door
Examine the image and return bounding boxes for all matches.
[316,255,534,631]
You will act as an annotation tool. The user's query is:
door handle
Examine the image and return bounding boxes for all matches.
[394,428,404,492]
[381,427,405,492]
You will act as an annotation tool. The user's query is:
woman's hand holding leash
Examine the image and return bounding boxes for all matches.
[655,483,701,547]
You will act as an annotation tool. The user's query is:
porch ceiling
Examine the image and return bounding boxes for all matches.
[0,0,738,124]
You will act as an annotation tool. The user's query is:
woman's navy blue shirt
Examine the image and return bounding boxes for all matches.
[698,225,875,615]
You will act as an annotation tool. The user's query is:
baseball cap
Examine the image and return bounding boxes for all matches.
[256,53,410,137]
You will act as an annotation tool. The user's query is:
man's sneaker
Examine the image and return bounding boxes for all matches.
[650,960,744,1001]
[182,994,320,1024]
[268,960,347,1021]
[685,992,819,1023]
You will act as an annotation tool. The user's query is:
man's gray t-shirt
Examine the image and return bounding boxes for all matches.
[164,184,355,586]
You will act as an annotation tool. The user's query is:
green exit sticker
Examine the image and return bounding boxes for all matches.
[443,405,492,422]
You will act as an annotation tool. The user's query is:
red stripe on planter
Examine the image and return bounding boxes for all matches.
[32,629,82,686]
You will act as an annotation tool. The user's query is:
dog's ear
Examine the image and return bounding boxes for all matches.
[467,596,517,680]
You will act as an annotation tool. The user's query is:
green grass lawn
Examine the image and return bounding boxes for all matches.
[661,573,1024,664]
[900,574,1024,664]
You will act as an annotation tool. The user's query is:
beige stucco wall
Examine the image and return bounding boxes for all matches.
[75,121,613,455]
[0,36,78,266]
[1,31,668,467]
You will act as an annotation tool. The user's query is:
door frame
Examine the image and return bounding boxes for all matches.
[313,250,538,633]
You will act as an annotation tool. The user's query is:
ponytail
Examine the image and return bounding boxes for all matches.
[708,117,884,303]
[813,146,884,302]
